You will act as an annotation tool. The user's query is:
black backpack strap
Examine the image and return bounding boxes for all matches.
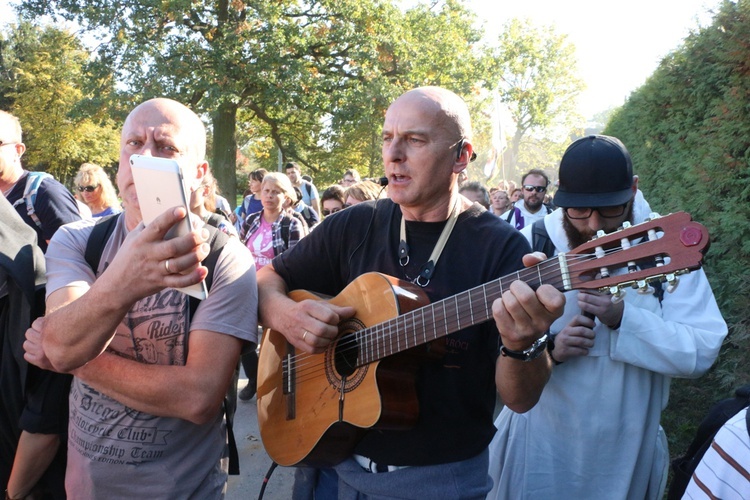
[205,212,227,229]
[505,209,514,223]
[531,219,556,258]
[187,225,240,474]
[84,213,122,274]
[280,216,292,250]
[226,403,240,475]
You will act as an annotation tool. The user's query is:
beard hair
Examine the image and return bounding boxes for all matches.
[562,202,635,249]
[525,196,544,211]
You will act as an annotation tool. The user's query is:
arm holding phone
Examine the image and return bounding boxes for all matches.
[24,207,210,373]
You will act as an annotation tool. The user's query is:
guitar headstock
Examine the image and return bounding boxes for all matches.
[563,212,709,294]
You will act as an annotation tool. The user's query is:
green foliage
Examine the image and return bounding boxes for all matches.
[605,0,750,463]
[0,22,120,182]
[9,0,587,202]
[492,18,585,173]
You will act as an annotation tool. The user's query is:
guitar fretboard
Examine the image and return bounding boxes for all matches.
[355,263,564,366]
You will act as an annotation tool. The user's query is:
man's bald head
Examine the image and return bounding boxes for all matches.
[123,98,207,163]
[391,86,473,142]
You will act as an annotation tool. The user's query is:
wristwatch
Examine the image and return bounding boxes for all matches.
[500,333,549,362]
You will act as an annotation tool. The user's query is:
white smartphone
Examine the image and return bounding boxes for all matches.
[129,154,208,300]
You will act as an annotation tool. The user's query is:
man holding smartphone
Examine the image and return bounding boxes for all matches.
[23,98,256,499]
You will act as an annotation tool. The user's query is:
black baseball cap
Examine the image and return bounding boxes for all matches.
[553,135,634,208]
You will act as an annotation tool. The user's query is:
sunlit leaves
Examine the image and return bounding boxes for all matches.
[1,23,119,181]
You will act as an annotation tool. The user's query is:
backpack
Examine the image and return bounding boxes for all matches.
[83,213,241,474]
[12,171,52,230]
[302,181,312,200]
[667,384,750,499]
[297,205,318,230]
[530,219,556,258]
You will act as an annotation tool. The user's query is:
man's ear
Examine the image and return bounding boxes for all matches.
[453,142,473,173]
[189,161,209,192]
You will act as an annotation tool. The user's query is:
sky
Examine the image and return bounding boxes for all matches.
[0,0,723,118]
[467,0,722,118]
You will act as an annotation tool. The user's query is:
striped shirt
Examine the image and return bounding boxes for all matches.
[684,408,750,499]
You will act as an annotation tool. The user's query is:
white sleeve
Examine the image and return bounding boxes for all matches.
[609,269,727,378]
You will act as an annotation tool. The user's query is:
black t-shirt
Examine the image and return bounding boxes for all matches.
[5,171,81,252]
[272,199,530,465]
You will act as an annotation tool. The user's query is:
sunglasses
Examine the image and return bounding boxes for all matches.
[77,185,98,192]
[523,185,547,193]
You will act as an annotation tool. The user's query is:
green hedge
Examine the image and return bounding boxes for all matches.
[605,0,750,465]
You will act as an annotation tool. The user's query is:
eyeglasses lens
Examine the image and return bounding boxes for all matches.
[565,205,627,220]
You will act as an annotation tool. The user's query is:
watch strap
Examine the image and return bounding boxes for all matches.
[500,333,549,362]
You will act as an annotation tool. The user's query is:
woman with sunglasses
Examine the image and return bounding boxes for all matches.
[73,163,121,217]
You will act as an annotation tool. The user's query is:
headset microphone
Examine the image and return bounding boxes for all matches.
[377,177,389,186]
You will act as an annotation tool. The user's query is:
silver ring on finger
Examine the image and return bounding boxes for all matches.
[303,331,309,342]
[165,259,172,274]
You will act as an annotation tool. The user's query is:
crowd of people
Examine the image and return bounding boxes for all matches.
[0,85,735,500]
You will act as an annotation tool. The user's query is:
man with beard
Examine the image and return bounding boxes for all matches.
[487,135,728,499]
[501,168,552,229]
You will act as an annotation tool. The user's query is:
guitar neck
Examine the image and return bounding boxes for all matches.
[357,261,563,366]
[355,212,710,367]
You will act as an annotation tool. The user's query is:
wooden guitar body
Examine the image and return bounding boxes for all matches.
[257,273,434,467]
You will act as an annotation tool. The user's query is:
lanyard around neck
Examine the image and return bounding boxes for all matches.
[398,198,461,287]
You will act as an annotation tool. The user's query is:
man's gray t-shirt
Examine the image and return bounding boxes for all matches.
[45,216,256,499]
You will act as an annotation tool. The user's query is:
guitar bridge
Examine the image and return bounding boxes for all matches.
[283,343,296,420]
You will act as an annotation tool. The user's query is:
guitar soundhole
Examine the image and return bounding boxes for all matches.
[325,318,368,392]
[334,332,359,377]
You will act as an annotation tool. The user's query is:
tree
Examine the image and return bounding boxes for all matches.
[18,0,500,200]
[17,0,410,201]
[491,18,585,174]
[0,22,120,182]
[318,0,494,184]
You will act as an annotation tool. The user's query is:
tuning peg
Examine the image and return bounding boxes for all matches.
[620,221,632,230]
[596,230,606,239]
[636,280,655,295]
[645,212,661,222]
[666,274,679,293]
[610,286,626,303]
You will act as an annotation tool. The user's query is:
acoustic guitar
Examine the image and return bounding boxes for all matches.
[257,211,709,466]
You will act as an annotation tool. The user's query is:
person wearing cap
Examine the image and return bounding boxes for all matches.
[487,135,728,499]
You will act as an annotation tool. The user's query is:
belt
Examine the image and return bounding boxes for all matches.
[352,454,410,473]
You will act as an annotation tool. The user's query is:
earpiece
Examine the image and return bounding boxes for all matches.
[456,139,465,160]
[455,139,478,162]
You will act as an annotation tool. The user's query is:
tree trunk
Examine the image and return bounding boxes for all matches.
[211,101,238,207]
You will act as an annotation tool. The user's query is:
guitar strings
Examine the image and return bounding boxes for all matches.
[285,247,630,385]
[285,249,627,386]
[284,243,658,386]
